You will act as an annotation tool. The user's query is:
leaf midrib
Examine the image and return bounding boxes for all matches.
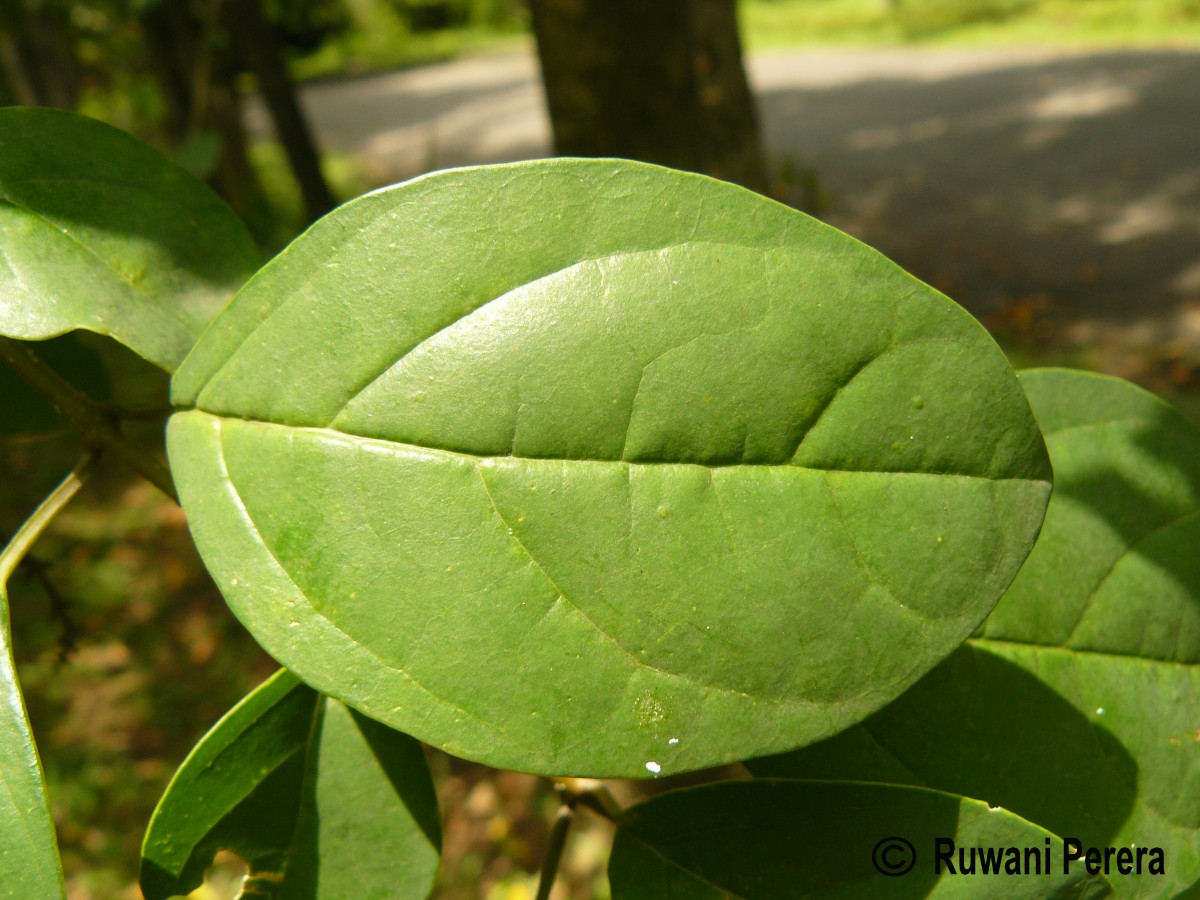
[617,826,747,899]
[182,410,1047,481]
[968,636,1200,669]
[1060,508,1200,647]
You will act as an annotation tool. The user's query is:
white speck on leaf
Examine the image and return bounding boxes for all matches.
[645,761,661,775]
[636,696,666,726]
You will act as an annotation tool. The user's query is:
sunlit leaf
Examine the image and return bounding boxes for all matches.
[0,584,65,899]
[167,158,1050,776]
[750,369,1200,896]
[607,780,1109,898]
[140,670,441,899]
[0,108,260,371]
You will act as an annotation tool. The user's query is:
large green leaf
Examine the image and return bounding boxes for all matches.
[166,159,1051,776]
[750,369,1200,897]
[140,669,441,899]
[0,584,65,899]
[0,107,260,371]
[607,780,1109,898]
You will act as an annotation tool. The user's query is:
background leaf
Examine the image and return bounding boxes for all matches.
[167,158,1050,776]
[0,584,66,899]
[986,368,1200,657]
[750,369,1200,897]
[607,779,1109,898]
[0,107,260,372]
[140,669,441,900]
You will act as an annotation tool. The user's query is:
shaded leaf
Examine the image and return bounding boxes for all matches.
[0,584,65,899]
[0,333,108,437]
[0,108,260,371]
[140,669,441,899]
[607,779,1109,898]
[987,369,1200,657]
[167,158,1050,776]
[750,369,1200,896]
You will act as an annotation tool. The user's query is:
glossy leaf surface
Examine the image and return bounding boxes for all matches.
[0,584,65,899]
[168,159,1051,776]
[751,369,1200,897]
[0,108,259,371]
[140,670,441,899]
[607,780,1108,898]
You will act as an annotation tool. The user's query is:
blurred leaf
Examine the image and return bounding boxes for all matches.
[750,369,1200,896]
[166,158,1050,777]
[0,108,260,371]
[0,583,66,899]
[172,131,222,181]
[140,669,441,899]
[607,780,1109,898]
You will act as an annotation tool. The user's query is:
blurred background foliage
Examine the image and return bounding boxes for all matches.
[743,0,1200,47]
[2,1,1200,897]
[4,0,1199,245]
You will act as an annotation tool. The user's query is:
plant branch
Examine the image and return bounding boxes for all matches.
[577,787,623,825]
[0,337,177,501]
[0,453,99,588]
[555,778,624,825]
[102,402,172,422]
[535,803,574,900]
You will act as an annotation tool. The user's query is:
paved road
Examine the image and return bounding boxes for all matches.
[252,44,1200,372]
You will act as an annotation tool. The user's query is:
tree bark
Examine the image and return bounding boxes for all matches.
[528,0,769,193]
[225,0,335,222]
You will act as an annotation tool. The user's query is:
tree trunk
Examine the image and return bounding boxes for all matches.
[528,0,769,193]
[225,0,335,222]
[138,0,194,140]
[0,1,78,109]
[0,32,38,106]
